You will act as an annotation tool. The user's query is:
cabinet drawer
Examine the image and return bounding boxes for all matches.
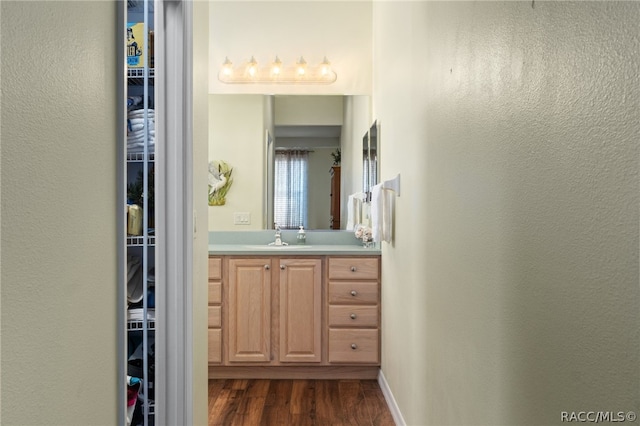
[208,281,222,304]
[329,258,379,280]
[208,306,222,328]
[329,281,379,304]
[328,329,379,364]
[208,328,222,364]
[208,257,222,280]
[329,305,378,327]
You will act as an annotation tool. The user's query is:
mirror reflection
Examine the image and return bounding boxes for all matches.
[362,120,378,197]
[209,95,371,231]
[269,124,342,230]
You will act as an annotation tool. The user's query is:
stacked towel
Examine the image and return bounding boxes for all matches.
[370,183,393,243]
[127,108,155,153]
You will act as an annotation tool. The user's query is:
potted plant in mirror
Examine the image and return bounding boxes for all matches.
[331,148,341,165]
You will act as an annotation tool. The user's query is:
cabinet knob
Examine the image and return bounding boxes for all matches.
[280,265,285,270]
[350,266,357,272]
[350,290,357,296]
[351,343,358,350]
[350,313,357,320]
[264,265,270,270]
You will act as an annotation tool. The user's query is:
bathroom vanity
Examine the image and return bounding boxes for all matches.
[208,232,381,379]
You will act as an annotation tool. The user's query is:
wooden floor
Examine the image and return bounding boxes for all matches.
[208,379,395,425]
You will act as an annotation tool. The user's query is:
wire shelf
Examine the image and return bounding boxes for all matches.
[127,319,156,331]
[128,68,155,79]
[127,152,155,162]
[127,235,156,246]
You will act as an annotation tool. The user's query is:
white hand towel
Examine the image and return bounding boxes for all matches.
[381,188,393,243]
[371,184,393,243]
[371,184,383,242]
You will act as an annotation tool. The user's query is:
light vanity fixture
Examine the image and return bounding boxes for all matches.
[218,55,337,84]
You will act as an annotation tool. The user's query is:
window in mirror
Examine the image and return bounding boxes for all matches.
[274,149,309,229]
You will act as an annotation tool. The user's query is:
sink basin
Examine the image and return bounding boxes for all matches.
[243,244,314,250]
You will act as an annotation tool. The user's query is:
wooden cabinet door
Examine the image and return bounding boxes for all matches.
[279,258,322,363]
[228,258,271,362]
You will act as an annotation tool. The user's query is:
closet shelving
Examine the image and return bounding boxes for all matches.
[125,0,156,425]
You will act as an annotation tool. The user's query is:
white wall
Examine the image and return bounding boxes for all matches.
[274,95,344,125]
[1,1,119,424]
[208,95,265,230]
[208,1,372,95]
[374,2,639,425]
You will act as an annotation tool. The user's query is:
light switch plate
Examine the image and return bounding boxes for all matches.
[234,212,251,225]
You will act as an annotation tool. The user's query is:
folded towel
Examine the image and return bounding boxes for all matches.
[128,127,155,137]
[128,109,155,118]
[128,122,144,133]
[128,117,155,124]
[346,192,365,231]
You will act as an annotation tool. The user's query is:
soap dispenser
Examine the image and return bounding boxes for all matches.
[297,225,306,245]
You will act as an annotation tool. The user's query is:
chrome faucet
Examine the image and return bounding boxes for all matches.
[270,223,287,246]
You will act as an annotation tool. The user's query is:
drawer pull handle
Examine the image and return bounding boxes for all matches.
[350,266,357,272]
[350,313,357,320]
[350,290,357,296]
[351,343,358,350]
[280,265,285,270]
[264,265,270,270]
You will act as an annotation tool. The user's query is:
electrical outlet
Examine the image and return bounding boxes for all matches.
[233,212,251,225]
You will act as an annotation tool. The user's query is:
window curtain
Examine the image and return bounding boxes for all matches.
[274,149,309,229]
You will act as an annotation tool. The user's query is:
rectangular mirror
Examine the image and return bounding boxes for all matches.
[208,94,371,231]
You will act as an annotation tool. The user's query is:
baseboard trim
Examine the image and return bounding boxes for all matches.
[209,365,379,380]
[377,369,406,426]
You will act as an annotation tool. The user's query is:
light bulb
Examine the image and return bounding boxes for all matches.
[296,56,307,76]
[271,56,282,76]
[320,57,331,76]
[248,56,258,77]
[222,57,233,76]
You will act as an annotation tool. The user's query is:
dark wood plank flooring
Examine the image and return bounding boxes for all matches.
[209,379,395,425]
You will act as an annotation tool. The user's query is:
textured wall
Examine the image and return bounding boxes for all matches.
[374,2,639,424]
[1,1,119,424]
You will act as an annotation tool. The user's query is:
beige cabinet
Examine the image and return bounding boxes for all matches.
[327,257,380,364]
[279,258,322,363]
[208,254,381,378]
[207,257,222,364]
[227,258,272,362]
